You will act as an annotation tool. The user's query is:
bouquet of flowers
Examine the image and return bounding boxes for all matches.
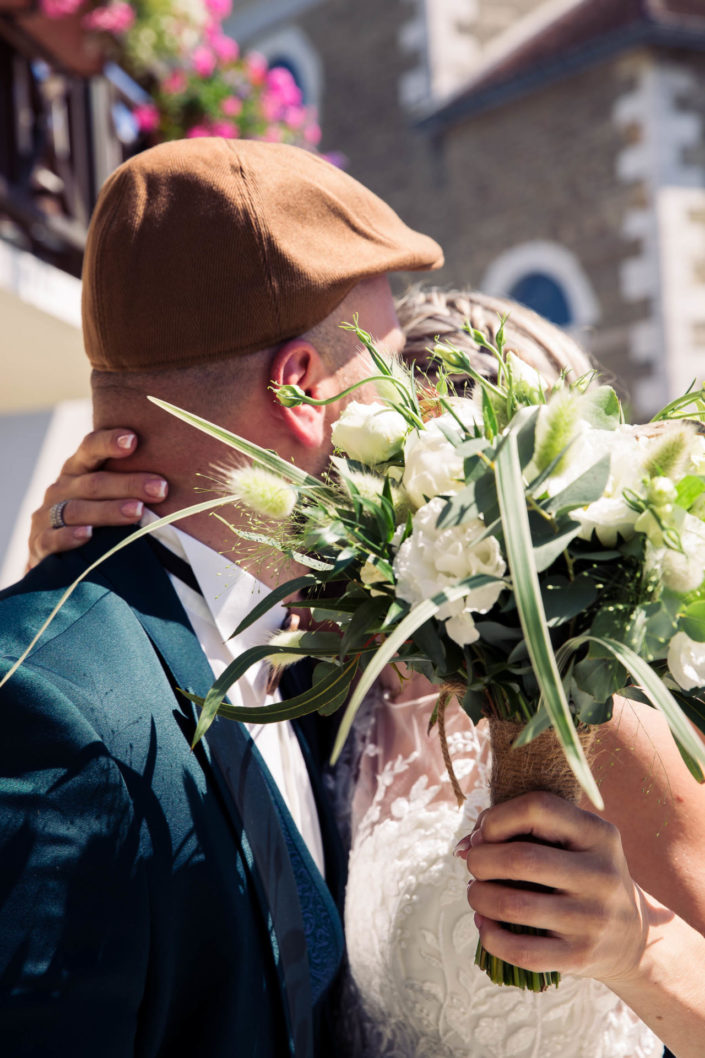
[148,318,705,990]
[7,317,705,991]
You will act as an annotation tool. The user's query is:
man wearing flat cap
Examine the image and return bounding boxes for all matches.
[0,138,442,1057]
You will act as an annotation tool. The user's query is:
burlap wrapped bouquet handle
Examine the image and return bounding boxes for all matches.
[436,684,597,810]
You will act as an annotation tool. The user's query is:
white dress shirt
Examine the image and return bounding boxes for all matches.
[142,510,326,876]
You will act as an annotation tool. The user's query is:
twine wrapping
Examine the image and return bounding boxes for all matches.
[434,682,467,807]
[488,717,597,806]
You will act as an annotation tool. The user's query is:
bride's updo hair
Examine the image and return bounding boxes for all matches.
[396,286,594,388]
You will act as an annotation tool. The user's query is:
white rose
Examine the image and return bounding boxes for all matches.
[402,415,468,508]
[331,401,409,465]
[393,496,506,647]
[668,630,705,691]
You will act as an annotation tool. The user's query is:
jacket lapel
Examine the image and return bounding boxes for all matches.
[66,528,317,1057]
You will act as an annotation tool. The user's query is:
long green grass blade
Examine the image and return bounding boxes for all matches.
[330,575,502,763]
[494,431,603,809]
[148,397,322,488]
[0,495,242,690]
[558,634,705,781]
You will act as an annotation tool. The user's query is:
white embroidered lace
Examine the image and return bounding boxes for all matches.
[343,691,662,1058]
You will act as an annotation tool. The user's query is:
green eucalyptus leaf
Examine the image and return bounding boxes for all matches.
[230,574,321,637]
[192,633,344,745]
[531,517,583,573]
[541,574,598,625]
[675,475,705,511]
[542,455,611,516]
[680,600,705,643]
[185,655,359,731]
[560,633,705,780]
[341,596,391,654]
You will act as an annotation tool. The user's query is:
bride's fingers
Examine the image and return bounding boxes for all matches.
[473,913,572,975]
[470,791,618,853]
[27,524,94,566]
[26,426,169,567]
[42,471,168,513]
[467,839,602,893]
[58,428,137,475]
[467,877,608,933]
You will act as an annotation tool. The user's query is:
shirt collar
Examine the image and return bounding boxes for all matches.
[141,508,286,648]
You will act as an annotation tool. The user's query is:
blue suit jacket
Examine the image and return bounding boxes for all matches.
[0,528,345,1057]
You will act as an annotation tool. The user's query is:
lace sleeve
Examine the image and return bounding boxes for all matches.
[349,678,493,849]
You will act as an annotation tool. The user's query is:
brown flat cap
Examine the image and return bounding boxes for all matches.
[82,138,443,371]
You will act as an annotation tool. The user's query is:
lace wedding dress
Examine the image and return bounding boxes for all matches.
[341,690,662,1058]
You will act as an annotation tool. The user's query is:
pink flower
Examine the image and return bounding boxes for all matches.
[161,70,187,95]
[245,51,268,85]
[221,96,242,118]
[211,120,239,138]
[204,0,231,17]
[284,105,306,130]
[82,0,135,33]
[40,0,84,17]
[210,30,239,63]
[186,125,212,138]
[260,91,281,123]
[191,45,216,78]
[304,122,321,146]
[132,103,160,134]
[266,66,301,107]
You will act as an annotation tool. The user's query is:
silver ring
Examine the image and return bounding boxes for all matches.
[49,500,69,530]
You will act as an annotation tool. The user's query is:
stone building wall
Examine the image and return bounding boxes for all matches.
[223,0,705,415]
[435,58,649,404]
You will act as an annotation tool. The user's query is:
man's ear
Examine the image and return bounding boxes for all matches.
[269,339,328,448]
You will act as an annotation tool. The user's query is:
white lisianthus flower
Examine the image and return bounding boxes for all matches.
[561,426,646,544]
[331,401,409,465]
[402,415,470,509]
[225,466,297,519]
[649,511,705,594]
[393,496,506,647]
[668,630,705,691]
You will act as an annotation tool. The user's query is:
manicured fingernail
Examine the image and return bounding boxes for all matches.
[121,500,144,518]
[453,836,472,858]
[144,478,168,499]
[470,828,485,847]
[73,526,92,540]
[116,432,136,450]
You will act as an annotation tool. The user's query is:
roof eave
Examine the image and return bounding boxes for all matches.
[416,21,705,135]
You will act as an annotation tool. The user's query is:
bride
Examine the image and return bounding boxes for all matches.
[26,288,705,1058]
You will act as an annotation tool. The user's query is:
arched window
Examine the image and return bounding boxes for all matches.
[482,241,600,331]
[508,272,573,326]
[243,27,322,112]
